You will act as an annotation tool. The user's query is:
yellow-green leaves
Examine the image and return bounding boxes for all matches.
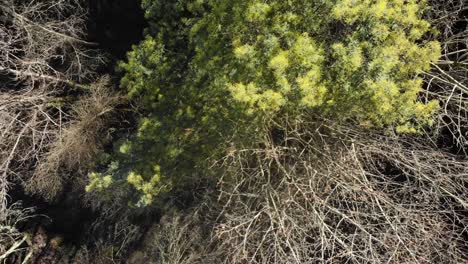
[228,83,285,113]
[327,0,440,128]
[246,2,271,22]
[226,0,439,127]
[234,44,255,60]
[362,77,439,130]
[257,90,286,111]
[86,172,113,192]
[297,70,326,107]
[269,50,290,73]
[291,34,323,68]
[366,79,401,122]
[332,43,364,74]
[269,50,292,93]
[228,83,260,112]
[127,165,170,207]
[229,32,327,113]
[333,0,423,25]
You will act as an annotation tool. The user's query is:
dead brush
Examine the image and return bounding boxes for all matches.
[424,0,468,153]
[27,77,120,200]
[210,118,468,264]
[0,0,107,222]
[136,212,211,264]
[0,202,35,263]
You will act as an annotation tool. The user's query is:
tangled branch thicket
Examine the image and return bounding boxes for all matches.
[0,0,116,261]
[425,0,468,152]
[210,119,467,263]
[0,0,112,200]
[1,0,88,206]
[132,119,468,263]
[126,210,215,264]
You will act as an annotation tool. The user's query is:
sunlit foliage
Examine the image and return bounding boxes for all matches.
[89,0,440,205]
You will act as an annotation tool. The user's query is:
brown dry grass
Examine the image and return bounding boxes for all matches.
[27,76,120,201]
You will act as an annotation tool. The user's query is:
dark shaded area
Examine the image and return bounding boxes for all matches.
[0,0,14,25]
[0,72,20,91]
[427,6,468,156]
[9,185,97,246]
[87,0,147,60]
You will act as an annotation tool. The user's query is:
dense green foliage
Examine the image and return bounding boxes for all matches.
[89,0,440,206]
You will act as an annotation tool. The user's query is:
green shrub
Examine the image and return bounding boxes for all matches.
[89,0,440,205]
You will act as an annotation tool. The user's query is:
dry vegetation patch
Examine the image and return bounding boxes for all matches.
[211,121,468,263]
[27,77,120,200]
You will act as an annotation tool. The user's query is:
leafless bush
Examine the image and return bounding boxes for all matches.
[0,0,112,201]
[0,87,62,259]
[63,196,145,264]
[72,241,126,264]
[86,213,140,262]
[128,207,220,264]
[0,0,114,257]
[1,0,102,87]
[424,0,468,153]
[210,118,468,263]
